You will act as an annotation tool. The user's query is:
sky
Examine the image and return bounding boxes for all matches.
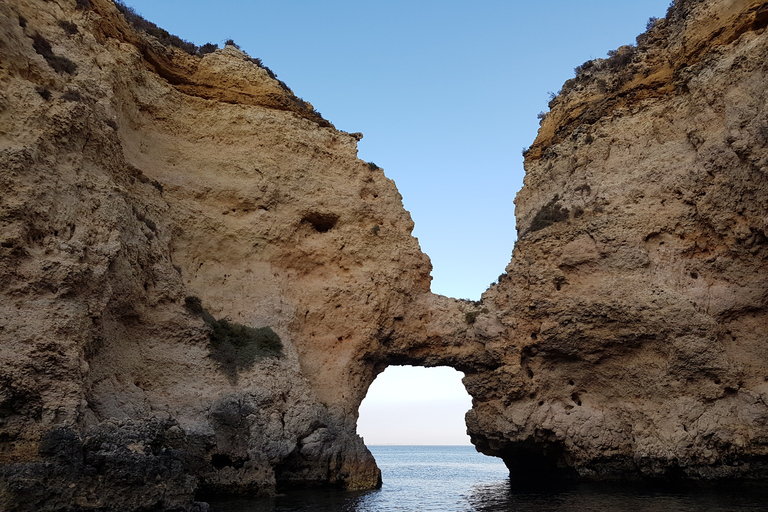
[357,366,472,445]
[121,0,672,444]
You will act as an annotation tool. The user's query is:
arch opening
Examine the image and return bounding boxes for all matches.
[357,365,472,445]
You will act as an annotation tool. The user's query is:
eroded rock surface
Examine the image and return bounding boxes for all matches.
[471,0,768,481]
[0,0,424,508]
[1,0,768,510]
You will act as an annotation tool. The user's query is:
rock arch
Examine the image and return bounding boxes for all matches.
[2,1,768,510]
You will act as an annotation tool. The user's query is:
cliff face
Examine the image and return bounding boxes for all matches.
[1,0,768,510]
[472,0,768,480]
[0,0,439,509]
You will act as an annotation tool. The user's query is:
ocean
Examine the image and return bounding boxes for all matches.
[208,445,768,511]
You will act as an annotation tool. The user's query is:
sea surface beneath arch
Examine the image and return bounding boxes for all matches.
[208,445,768,511]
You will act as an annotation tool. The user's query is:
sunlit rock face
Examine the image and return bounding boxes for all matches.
[1,0,768,510]
[472,0,768,481]
[0,0,428,508]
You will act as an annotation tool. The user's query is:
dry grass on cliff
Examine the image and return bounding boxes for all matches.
[114,0,197,54]
[111,1,327,123]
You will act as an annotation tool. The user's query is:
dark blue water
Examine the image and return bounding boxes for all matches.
[208,445,768,511]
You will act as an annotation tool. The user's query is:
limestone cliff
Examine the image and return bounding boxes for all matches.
[471,0,768,481]
[2,0,768,510]
[0,0,432,509]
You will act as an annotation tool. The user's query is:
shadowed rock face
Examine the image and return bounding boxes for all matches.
[1,0,768,510]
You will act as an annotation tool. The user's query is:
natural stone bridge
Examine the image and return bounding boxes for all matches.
[2,0,768,510]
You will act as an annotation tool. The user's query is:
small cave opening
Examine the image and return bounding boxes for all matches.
[211,453,244,470]
[301,212,339,233]
[571,392,582,406]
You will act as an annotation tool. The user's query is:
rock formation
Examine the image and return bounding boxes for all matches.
[1,0,768,510]
[470,0,768,481]
[0,0,418,508]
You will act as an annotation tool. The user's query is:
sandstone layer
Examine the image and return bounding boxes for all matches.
[1,0,768,510]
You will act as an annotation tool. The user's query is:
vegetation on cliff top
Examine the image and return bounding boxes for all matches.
[114,0,197,54]
[112,1,329,126]
[113,1,280,79]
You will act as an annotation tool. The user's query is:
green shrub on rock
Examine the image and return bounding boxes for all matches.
[184,296,282,382]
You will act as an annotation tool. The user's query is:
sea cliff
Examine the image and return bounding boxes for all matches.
[1,0,767,510]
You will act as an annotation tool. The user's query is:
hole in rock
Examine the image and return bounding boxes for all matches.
[301,211,338,232]
[211,453,244,470]
[357,365,471,445]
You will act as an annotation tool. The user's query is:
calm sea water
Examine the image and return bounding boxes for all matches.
[207,445,768,511]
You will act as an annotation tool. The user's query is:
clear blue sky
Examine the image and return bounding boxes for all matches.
[121,0,672,444]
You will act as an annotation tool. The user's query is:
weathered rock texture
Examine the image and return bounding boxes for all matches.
[0,0,426,509]
[471,0,768,481]
[1,0,768,510]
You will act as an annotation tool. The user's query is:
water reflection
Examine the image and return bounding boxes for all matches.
[207,445,768,512]
[207,488,373,512]
[210,479,768,512]
[464,479,768,512]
